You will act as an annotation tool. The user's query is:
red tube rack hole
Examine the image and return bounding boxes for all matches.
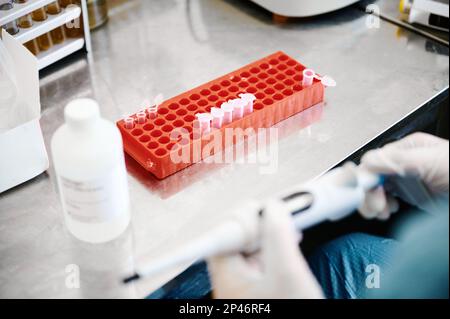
[240,71,251,78]
[211,84,221,92]
[258,72,268,80]
[155,118,166,126]
[263,98,274,105]
[294,75,302,82]
[293,84,302,92]
[283,89,294,96]
[158,108,169,115]
[248,77,259,84]
[269,59,279,65]
[220,80,231,87]
[247,87,257,94]
[268,68,277,75]
[266,78,276,85]
[132,129,143,136]
[139,135,151,143]
[218,90,228,97]
[174,120,185,127]
[255,92,266,99]
[162,125,173,133]
[264,88,275,95]
[287,59,296,66]
[151,130,163,138]
[208,95,219,102]
[260,63,269,70]
[230,76,241,83]
[187,104,198,112]
[256,82,267,89]
[190,93,201,101]
[254,103,264,110]
[285,69,295,76]
[184,115,195,123]
[239,82,249,88]
[180,98,190,106]
[198,99,208,107]
[274,83,285,91]
[165,113,176,121]
[279,54,289,61]
[295,65,303,72]
[250,67,261,74]
[155,148,168,157]
[158,136,170,144]
[200,89,211,96]
[276,73,286,81]
[277,64,287,71]
[273,94,283,101]
[147,142,158,150]
[166,143,175,151]
[284,79,294,86]
[143,124,154,131]
[169,103,179,110]
[229,86,239,93]
[176,109,188,116]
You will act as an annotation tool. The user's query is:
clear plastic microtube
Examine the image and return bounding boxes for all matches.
[196,113,213,135]
[302,69,315,87]
[221,102,234,125]
[147,105,158,119]
[136,111,147,124]
[210,107,225,129]
[239,93,257,115]
[230,99,245,121]
[124,117,135,129]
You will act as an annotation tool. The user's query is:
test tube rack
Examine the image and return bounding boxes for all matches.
[117,51,325,180]
[0,0,91,70]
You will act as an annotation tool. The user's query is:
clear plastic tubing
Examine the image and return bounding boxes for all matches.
[221,102,234,125]
[196,113,213,134]
[210,107,225,129]
[302,69,315,87]
[239,93,256,115]
[230,99,245,121]
[124,117,135,129]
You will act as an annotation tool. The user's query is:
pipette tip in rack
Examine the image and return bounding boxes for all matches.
[124,117,135,129]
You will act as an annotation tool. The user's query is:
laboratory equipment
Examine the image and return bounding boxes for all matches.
[239,93,256,115]
[196,113,213,135]
[123,166,382,282]
[87,0,108,30]
[51,98,130,244]
[399,0,449,32]
[230,98,245,120]
[302,69,315,87]
[249,0,361,18]
[221,102,234,125]
[117,51,329,179]
[0,0,91,69]
[210,107,224,129]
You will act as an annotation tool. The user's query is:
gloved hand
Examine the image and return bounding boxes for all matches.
[359,132,449,220]
[207,200,324,299]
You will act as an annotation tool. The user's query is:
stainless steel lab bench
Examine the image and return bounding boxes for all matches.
[0,0,448,298]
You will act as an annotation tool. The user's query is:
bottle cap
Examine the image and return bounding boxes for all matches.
[65,98,100,128]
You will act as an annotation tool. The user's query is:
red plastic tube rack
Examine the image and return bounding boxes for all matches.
[117,51,325,179]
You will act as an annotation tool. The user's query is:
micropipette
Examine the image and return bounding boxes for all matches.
[123,165,384,283]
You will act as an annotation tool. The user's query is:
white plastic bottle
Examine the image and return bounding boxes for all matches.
[51,98,130,243]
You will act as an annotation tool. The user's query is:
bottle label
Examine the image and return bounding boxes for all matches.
[58,165,129,224]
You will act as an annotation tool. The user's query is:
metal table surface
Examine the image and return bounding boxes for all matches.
[0,0,448,298]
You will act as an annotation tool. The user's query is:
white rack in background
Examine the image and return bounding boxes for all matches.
[0,0,91,70]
